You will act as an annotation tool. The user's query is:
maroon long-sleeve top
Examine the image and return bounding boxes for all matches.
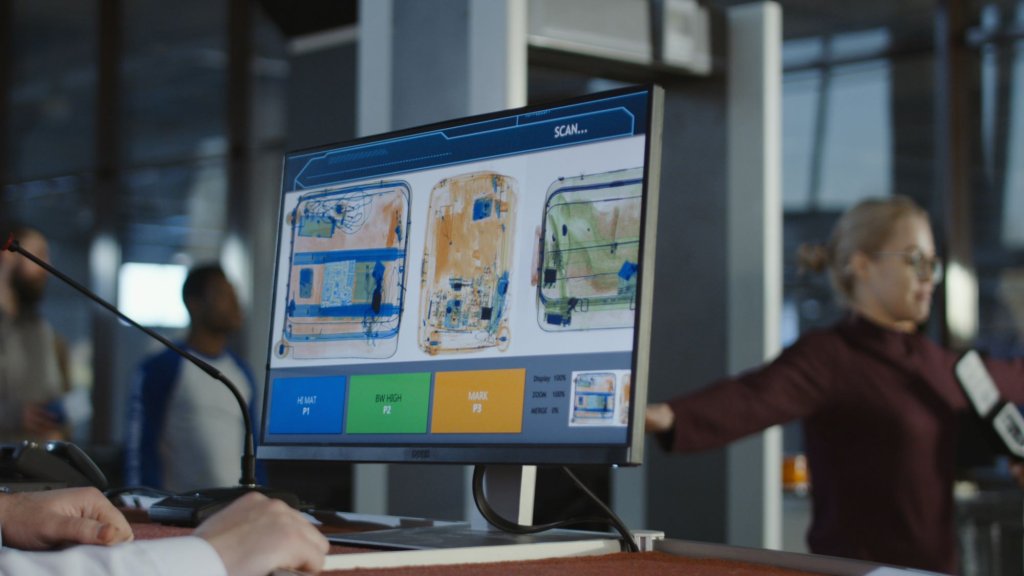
[662,314,1024,573]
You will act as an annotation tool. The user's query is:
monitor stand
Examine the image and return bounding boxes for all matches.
[470,463,537,530]
[326,465,618,551]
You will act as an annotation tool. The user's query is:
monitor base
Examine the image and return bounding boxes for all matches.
[328,523,618,550]
[324,524,622,571]
[148,485,302,526]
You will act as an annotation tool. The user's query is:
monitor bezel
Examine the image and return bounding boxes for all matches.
[258,84,663,467]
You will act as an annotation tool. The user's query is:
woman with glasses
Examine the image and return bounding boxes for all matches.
[645,195,1024,574]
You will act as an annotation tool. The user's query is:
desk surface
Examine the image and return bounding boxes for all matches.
[130,522,896,576]
[319,551,819,576]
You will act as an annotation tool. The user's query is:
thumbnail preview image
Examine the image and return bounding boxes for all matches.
[276,180,411,360]
[536,167,642,332]
[569,369,631,427]
[419,172,517,355]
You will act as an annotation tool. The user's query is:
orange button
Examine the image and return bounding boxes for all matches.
[431,369,525,433]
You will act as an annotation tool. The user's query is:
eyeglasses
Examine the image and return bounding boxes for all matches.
[873,251,943,283]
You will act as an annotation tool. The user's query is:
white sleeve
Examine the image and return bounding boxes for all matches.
[0,536,227,576]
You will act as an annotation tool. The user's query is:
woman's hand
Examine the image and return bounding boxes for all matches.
[645,403,676,434]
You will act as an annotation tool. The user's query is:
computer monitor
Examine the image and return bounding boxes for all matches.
[259,84,663,469]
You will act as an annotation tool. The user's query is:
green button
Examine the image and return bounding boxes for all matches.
[346,372,431,434]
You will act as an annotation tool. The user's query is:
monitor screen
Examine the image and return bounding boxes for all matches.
[259,84,663,466]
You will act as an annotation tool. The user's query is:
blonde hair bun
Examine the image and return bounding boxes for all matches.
[797,243,829,274]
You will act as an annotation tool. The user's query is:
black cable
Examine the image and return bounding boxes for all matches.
[471,465,640,553]
[559,466,639,552]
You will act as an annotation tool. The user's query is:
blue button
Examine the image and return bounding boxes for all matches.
[269,376,346,434]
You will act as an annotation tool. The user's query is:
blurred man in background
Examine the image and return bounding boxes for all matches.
[0,225,70,442]
[124,264,258,491]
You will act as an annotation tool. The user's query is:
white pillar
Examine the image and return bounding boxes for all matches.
[351,0,395,515]
[725,1,783,550]
[353,0,529,520]
[357,0,393,138]
[468,0,527,114]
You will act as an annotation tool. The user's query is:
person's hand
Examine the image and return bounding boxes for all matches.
[195,491,328,576]
[645,403,676,433]
[1010,461,1024,489]
[21,402,64,439]
[0,487,133,550]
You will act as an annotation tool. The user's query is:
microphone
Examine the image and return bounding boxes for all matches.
[4,232,298,524]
